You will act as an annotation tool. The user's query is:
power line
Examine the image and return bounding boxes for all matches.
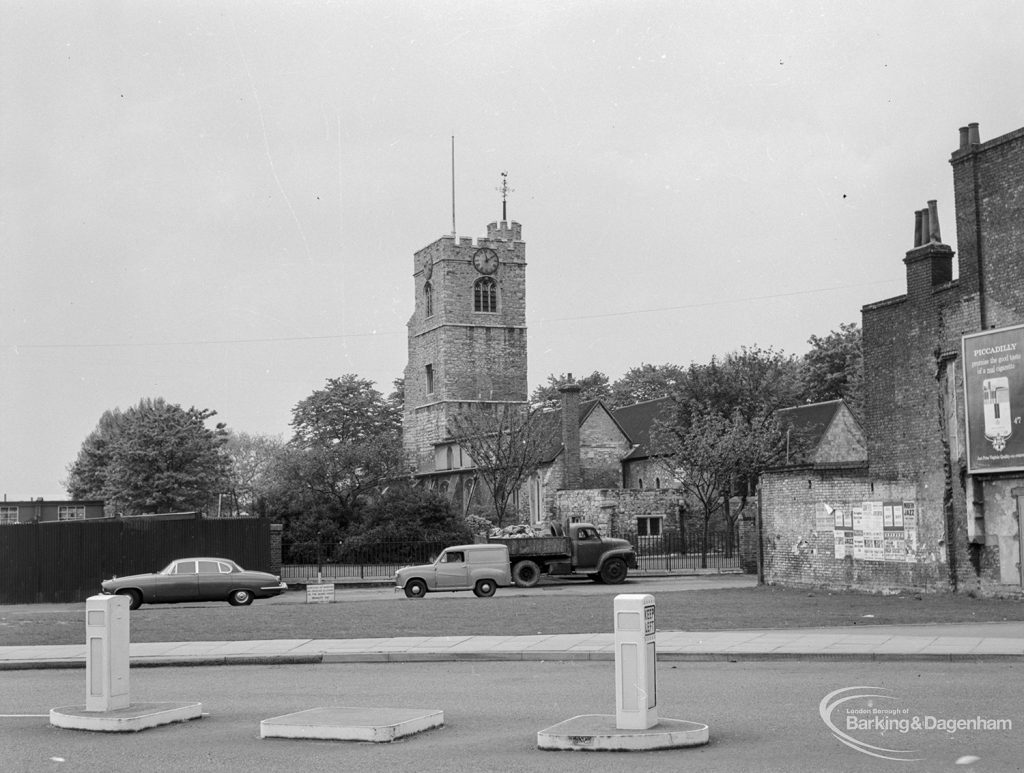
[13,278,901,351]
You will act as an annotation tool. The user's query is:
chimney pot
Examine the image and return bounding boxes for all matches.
[968,122,980,145]
[927,200,941,243]
[959,126,970,150]
[920,208,931,246]
[914,210,923,247]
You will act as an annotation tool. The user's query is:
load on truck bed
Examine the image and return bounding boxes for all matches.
[486,521,637,587]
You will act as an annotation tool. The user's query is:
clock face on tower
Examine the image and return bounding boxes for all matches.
[472,248,499,275]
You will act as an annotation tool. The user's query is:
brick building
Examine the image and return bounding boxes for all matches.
[761,123,1024,595]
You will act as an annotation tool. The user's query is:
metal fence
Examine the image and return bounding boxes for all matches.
[280,538,450,583]
[620,530,742,572]
[280,529,742,582]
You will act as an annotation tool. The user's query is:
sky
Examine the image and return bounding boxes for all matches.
[4,1,1024,500]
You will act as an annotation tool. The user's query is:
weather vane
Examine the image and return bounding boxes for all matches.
[497,171,514,221]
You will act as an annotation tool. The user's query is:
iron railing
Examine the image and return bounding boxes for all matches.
[620,530,742,572]
[280,530,743,582]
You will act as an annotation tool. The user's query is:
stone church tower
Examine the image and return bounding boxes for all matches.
[403,219,528,478]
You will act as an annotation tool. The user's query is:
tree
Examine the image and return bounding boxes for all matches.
[65,398,229,515]
[800,322,864,420]
[677,345,802,424]
[291,374,402,446]
[530,371,611,406]
[447,403,558,526]
[222,432,285,517]
[652,407,785,563]
[345,485,472,548]
[282,374,406,533]
[609,363,686,408]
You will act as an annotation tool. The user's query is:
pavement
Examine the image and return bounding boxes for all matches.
[4,622,1024,670]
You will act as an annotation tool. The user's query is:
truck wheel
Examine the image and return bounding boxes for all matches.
[404,579,427,598]
[599,558,627,584]
[473,579,497,598]
[512,560,541,587]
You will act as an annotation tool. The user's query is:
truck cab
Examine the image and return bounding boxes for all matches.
[395,544,512,599]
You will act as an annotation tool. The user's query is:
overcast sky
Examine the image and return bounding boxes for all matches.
[4,1,1024,499]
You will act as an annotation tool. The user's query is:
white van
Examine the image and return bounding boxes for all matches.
[394,544,512,598]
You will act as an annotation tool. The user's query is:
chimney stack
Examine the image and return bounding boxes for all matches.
[559,375,583,490]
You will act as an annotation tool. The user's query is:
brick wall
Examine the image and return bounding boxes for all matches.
[760,468,951,592]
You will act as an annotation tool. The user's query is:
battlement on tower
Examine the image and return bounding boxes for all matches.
[486,221,522,242]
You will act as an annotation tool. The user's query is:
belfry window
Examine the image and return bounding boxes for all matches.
[424,282,434,317]
[474,277,497,313]
[425,364,434,394]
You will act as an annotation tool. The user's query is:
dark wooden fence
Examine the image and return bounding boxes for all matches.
[0,517,272,604]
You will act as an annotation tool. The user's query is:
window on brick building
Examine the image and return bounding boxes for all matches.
[424,282,434,317]
[58,505,86,521]
[473,277,497,312]
[425,364,434,395]
[0,506,18,525]
[636,516,662,537]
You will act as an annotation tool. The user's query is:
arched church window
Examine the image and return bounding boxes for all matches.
[424,282,434,317]
[446,446,454,469]
[474,277,497,313]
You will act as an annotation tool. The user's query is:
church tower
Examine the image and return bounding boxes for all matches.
[403,217,528,477]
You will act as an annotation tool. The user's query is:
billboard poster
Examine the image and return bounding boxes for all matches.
[963,324,1024,473]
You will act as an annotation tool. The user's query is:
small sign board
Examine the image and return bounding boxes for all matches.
[305,583,336,604]
[644,604,656,636]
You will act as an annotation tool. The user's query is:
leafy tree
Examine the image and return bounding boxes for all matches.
[222,432,285,517]
[346,485,472,547]
[447,403,558,526]
[291,374,402,446]
[609,363,686,408]
[799,322,864,419]
[530,371,611,406]
[677,345,801,424]
[281,375,406,534]
[65,398,229,515]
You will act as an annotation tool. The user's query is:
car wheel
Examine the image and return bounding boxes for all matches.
[599,558,627,584]
[404,579,427,599]
[228,589,254,606]
[118,589,142,610]
[473,579,497,598]
[512,560,541,587]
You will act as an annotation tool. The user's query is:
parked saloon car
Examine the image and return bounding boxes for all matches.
[101,557,288,610]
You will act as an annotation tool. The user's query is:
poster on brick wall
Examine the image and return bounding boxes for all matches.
[862,501,885,560]
[851,506,865,559]
[963,324,1024,473]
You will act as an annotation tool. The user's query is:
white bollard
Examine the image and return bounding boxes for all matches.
[614,593,657,730]
[85,594,130,712]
